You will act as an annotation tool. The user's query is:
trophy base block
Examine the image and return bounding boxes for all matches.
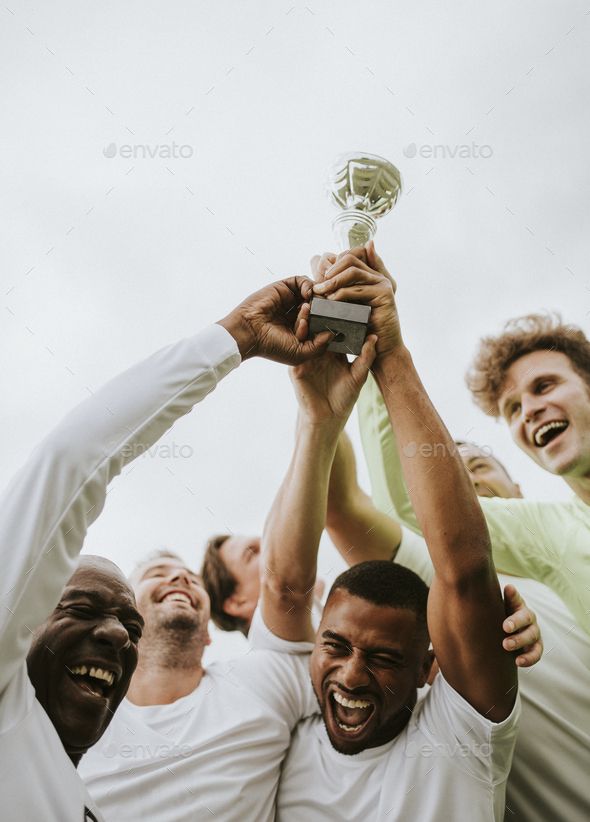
[308,297,370,356]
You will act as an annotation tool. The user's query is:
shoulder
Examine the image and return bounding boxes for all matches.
[416,673,520,742]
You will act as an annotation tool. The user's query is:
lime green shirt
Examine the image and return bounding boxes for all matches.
[358,374,590,636]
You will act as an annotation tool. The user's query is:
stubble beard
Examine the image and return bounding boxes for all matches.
[141,605,208,670]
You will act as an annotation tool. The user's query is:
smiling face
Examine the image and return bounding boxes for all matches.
[133,555,211,641]
[310,589,432,756]
[26,556,143,765]
[218,535,261,625]
[457,443,522,499]
[498,351,590,478]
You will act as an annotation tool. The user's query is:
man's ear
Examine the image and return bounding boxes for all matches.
[418,649,437,688]
[223,594,248,619]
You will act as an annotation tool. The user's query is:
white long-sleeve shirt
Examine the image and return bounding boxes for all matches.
[0,324,241,822]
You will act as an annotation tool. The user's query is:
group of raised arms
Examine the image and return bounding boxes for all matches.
[1,242,588,821]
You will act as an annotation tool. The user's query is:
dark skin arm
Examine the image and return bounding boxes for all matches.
[315,244,517,721]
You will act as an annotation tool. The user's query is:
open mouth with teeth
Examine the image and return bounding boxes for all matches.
[329,690,375,735]
[533,420,569,448]
[67,665,117,699]
[160,591,194,607]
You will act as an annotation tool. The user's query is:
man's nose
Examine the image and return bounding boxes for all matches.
[93,616,131,650]
[339,653,371,691]
[169,567,193,587]
[522,393,545,424]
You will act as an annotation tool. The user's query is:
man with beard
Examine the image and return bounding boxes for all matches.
[251,245,520,820]
[357,311,590,635]
[0,274,332,821]
[76,285,373,821]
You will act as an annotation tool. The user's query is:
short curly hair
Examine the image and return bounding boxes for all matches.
[466,313,590,417]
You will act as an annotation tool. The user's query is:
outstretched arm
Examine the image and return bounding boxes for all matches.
[261,340,377,642]
[315,245,517,721]
[0,275,330,695]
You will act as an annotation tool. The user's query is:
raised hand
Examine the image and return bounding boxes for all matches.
[217,276,333,365]
[311,242,402,359]
[290,337,377,427]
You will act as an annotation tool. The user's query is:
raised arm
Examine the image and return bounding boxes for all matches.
[0,276,331,694]
[261,341,377,642]
[314,244,517,721]
[326,431,402,565]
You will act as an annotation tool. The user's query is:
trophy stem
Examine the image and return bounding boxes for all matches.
[332,210,377,251]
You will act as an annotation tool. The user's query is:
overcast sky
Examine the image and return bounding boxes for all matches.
[2,1,589,658]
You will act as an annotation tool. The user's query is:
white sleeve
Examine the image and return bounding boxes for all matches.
[0,324,240,696]
[248,606,315,656]
[247,608,317,722]
[394,526,434,586]
[413,672,520,784]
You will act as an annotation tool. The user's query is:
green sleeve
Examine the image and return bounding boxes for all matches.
[480,496,590,635]
[358,374,590,635]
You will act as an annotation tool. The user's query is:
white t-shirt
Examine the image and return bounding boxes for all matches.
[79,646,316,821]
[0,325,240,822]
[397,526,590,822]
[249,608,520,822]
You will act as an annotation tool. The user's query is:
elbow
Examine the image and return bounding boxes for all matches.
[261,568,316,609]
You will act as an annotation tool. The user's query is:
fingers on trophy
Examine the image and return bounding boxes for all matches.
[309,152,401,355]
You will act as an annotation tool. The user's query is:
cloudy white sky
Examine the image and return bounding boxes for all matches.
[2,1,589,657]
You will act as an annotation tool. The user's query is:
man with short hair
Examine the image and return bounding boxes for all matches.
[81,544,322,821]
[201,533,262,634]
[328,430,590,820]
[201,530,328,636]
[359,309,590,633]
[0,274,331,820]
[253,244,520,820]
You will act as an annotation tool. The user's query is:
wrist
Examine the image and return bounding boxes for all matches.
[296,415,343,445]
[372,344,414,387]
[216,312,257,360]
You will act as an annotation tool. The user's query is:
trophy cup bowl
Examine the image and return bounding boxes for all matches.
[327,152,402,250]
[309,152,402,354]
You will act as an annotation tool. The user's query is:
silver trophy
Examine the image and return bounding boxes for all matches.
[309,152,402,354]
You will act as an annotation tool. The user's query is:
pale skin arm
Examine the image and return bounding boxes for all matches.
[314,244,517,721]
[261,333,377,642]
[326,431,402,565]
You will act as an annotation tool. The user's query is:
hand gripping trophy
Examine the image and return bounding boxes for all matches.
[309,152,402,354]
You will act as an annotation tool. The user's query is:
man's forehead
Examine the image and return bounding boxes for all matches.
[320,591,419,646]
[139,556,201,580]
[500,350,574,402]
[457,443,489,462]
[64,563,135,606]
[221,534,259,561]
